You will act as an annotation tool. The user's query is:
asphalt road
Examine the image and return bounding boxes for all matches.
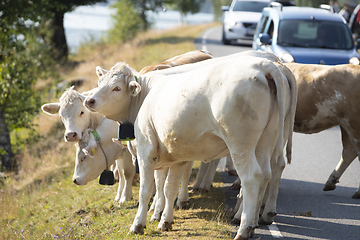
[194,26,360,239]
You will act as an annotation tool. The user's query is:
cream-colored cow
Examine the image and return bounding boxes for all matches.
[83,51,297,239]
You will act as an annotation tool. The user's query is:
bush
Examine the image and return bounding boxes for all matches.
[107,0,144,43]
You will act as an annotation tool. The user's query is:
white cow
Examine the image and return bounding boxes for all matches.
[41,88,136,204]
[83,50,297,239]
[73,118,135,204]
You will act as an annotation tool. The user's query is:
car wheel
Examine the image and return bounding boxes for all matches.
[222,29,231,45]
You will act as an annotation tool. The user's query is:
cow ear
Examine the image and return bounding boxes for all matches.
[41,103,60,115]
[96,66,108,78]
[129,81,141,96]
[83,145,96,158]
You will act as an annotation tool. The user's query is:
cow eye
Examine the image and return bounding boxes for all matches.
[112,86,121,91]
[80,111,84,116]
[80,156,86,162]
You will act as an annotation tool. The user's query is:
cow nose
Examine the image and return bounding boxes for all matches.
[65,132,77,142]
[73,178,79,185]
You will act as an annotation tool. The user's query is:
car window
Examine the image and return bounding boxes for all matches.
[260,16,269,33]
[267,20,274,38]
[233,1,270,12]
[277,20,354,50]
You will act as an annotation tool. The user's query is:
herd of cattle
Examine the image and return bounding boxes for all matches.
[41,49,360,239]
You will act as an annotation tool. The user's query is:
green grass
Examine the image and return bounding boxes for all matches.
[1,162,233,239]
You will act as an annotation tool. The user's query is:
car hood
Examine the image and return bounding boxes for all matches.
[283,47,358,65]
[229,11,262,23]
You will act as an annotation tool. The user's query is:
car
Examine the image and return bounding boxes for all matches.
[252,4,360,65]
[221,0,272,45]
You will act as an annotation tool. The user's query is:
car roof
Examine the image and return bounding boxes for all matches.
[263,6,346,23]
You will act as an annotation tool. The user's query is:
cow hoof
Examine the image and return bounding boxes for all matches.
[230,183,241,190]
[259,212,276,225]
[230,217,240,225]
[323,183,336,191]
[150,216,160,222]
[352,191,360,199]
[158,221,173,231]
[177,200,190,209]
[228,169,238,176]
[129,224,145,235]
[190,188,200,193]
[199,188,210,194]
[234,226,255,240]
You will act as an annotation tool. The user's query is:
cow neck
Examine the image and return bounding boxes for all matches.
[92,128,109,171]
[89,112,104,130]
[122,75,153,125]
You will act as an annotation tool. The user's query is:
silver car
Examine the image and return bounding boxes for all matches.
[222,0,271,45]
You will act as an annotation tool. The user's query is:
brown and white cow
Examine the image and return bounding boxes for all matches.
[285,63,360,199]
[139,49,213,75]
[83,50,297,239]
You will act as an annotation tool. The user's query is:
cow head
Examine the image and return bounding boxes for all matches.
[84,62,141,122]
[72,128,124,185]
[41,87,93,142]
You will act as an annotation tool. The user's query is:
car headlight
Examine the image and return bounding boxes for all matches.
[349,57,359,65]
[281,53,294,63]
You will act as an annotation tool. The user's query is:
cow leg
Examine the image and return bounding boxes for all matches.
[129,158,155,234]
[192,161,210,192]
[158,161,188,231]
[259,153,286,225]
[231,149,263,240]
[111,163,119,182]
[324,126,357,192]
[176,161,194,209]
[226,155,238,176]
[120,151,136,203]
[114,159,125,205]
[230,188,243,225]
[150,168,168,221]
[199,158,221,192]
[231,177,242,190]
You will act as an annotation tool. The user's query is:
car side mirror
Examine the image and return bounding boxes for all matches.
[357,39,360,49]
[221,6,230,11]
[259,33,271,45]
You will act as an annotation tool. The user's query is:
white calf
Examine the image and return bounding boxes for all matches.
[73,118,135,205]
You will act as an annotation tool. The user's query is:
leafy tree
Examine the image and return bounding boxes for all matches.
[0,0,56,170]
[27,0,106,61]
[108,0,143,43]
[128,0,205,30]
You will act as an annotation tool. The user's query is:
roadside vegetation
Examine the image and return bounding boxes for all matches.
[0,22,238,239]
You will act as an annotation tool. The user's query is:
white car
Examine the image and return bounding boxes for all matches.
[222,0,271,45]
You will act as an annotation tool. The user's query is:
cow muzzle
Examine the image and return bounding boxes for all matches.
[65,132,79,142]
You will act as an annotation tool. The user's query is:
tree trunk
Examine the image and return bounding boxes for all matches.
[0,109,14,170]
[51,10,68,61]
[140,0,149,30]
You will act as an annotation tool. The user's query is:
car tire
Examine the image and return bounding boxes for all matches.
[222,28,231,45]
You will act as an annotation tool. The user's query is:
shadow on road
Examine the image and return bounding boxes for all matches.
[219,173,360,239]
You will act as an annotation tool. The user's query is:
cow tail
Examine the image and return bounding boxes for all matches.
[264,62,286,161]
[274,63,298,164]
[285,65,297,164]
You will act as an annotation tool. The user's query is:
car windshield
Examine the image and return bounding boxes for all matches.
[233,1,270,12]
[277,20,354,50]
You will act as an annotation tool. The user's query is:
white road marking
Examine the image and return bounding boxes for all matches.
[200,27,217,53]
[268,223,283,238]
